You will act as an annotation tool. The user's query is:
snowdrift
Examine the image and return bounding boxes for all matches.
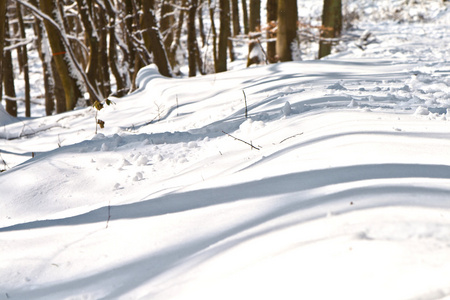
[1,2,450,299]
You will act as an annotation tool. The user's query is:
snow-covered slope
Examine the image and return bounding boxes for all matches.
[1,1,450,299]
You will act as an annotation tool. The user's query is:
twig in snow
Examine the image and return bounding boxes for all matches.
[19,122,36,138]
[222,130,260,150]
[256,39,269,65]
[106,201,111,229]
[279,132,303,144]
[242,90,248,119]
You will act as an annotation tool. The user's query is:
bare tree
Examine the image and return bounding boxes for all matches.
[266,0,277,63]
[242,0,249,34]
[208,0,218,72]
[198,0,206,46]
[187,0,199,76]
[97,5,111,97]
[246,0,261,66]
[141,0,173,77]
[3,13,18,117]
[319,0,342,59]
[124,0,138,85]
[16,2,31,116]
[160,0,176,68]
[39,0,83,111]
[0,0,7,107]
[76,0,100,101]
[231,0,240,37]
[217,0,230,72]
[104,0,128,97]
[276,0,298,61]
[29,0,55,115]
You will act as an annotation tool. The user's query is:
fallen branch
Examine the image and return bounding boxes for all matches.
[279,132,303,144]
[222,130,260,150]
[3,95,42,105]
[256,39,269,65]
[3,123,62,140]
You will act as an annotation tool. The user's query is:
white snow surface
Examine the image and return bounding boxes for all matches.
[2,1,450,299]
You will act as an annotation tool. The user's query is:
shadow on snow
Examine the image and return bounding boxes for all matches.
[4,163,450,299]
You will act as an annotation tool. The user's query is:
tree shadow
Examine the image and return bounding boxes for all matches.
[3,163,450,233]
[5,178,450,299]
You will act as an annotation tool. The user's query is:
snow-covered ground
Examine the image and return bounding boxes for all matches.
[2,0,450,299]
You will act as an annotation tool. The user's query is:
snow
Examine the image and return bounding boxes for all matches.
[2,0,450,299]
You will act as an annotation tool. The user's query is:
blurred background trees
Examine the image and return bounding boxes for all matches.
[0,0,346,116]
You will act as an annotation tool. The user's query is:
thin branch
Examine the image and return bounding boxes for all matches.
[279,132,303,144]
[3,37,35,51]
[242,90,248,118]
[256,38,269,65]
[13,0,102,103]
[222,130,260,150]
[3,95,41,104]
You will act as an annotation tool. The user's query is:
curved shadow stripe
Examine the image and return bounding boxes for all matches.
[2,163,450,232]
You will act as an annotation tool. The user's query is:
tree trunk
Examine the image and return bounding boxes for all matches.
[318,0,342,59]
[241,0,249,34]
[51,57,66,113]
[231,0,240,37]
[249,0,260,32]
[98,10,111,97]
[141,0,173,77]
[3,18,18,117]
[247,0,261,66]
[0,0,6,104]
[104,0,127,96]
[195,40,205,74]
[17,2,31,117]
[124,0,137,82]
[30,0,55,115]
[40,0,83,111]
[76,0,100,101]
[187,0,199,76]
[198,2,206,46]
[160,0,176,67]
[170,0,187,75]
[217,0,230,72]
[228,22,235,62]
[208,0,218,72]
[266,0,277,63]
[276,0,298,61]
